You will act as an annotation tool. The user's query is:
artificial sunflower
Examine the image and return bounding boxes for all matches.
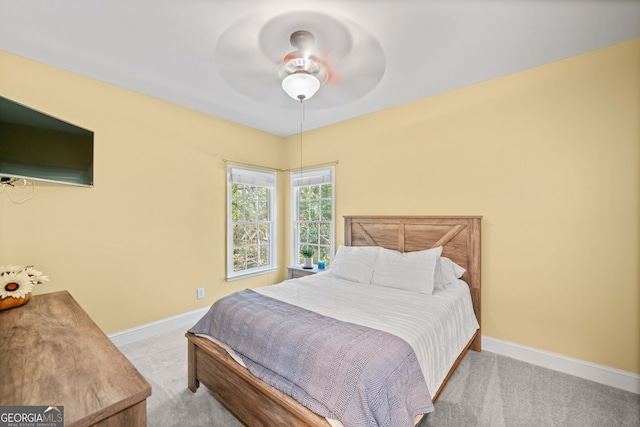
[0,265,49,300]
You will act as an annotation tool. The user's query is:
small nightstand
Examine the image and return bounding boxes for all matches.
[287,265,327,279]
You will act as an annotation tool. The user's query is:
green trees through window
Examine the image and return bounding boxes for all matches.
[226,165,334,278]
[227,166,276,279]
[292,167,335,267]
[231,184,271,271]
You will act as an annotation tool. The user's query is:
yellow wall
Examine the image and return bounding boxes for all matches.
[1,39,638,374]
[284,39,640,374]
[0,51,287,333]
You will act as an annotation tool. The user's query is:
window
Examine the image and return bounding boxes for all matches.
[291,166,335,267]
[227,165,276,279]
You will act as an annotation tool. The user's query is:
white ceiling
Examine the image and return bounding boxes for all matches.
[1,0,639,137]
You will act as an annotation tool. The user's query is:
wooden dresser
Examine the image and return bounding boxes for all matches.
[0,291,151,427]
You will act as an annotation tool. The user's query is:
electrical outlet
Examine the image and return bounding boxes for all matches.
[197,288,205,299]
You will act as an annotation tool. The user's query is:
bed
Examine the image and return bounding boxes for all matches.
[186,215,482,426]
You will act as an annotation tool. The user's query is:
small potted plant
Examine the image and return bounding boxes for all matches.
[301,248,314,269]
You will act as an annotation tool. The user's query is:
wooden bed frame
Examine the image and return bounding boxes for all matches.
[187,215,482,426]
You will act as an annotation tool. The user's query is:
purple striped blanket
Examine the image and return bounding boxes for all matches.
[189,289,434,427]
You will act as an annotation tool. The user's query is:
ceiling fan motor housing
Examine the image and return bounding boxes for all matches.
[279,52,328,83]
[277,30,329,89]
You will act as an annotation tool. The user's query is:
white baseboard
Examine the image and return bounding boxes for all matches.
[108,307,209,347]
[482,335,640,394]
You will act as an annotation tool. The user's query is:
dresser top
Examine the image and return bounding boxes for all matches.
[0,291,151,427]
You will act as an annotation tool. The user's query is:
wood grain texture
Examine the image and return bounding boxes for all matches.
[186,333,329,426]
[187,215,482,426]
[0,291,151,427]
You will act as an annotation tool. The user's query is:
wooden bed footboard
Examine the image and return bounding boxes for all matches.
[186,330,479,426]
[187,333,330,426]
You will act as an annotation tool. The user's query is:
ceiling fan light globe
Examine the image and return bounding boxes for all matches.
[282,73,320,101]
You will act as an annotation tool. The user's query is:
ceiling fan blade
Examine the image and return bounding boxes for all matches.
[259,11,353,61]
[309,33,386,108]
[214,10,386,108]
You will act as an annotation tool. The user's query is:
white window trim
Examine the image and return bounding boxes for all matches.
[290,166,335,266]
[227,165,277,280]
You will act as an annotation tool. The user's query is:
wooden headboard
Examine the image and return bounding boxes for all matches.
[344,215,482,351]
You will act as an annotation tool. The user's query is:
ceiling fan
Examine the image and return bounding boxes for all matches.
[277,30,328,101]
[214,11,386,108]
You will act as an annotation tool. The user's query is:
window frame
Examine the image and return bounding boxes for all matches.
[290,166,335,267]
[227,165,277,280]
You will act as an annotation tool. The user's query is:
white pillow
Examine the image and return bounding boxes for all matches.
[371,246,443,294]
[435,257,467,288]
[329,246,380,284]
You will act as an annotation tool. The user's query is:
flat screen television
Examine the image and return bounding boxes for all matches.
[0,95,94,187]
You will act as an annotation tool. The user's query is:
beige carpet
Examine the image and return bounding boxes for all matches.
[119,328,242,426]
[118,328,639,427]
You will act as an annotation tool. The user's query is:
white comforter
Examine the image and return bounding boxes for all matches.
[255,271,479,396]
